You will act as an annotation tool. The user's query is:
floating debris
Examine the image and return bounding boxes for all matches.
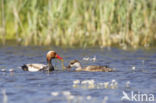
[50,90,109,103]
[86,96,92,100]
[132,66,136,71]
[9,69,14,72]
[88,83,95,89]
[72,79,119,89]
[73,80,80,88]
[82,56,96,62]
[1,69,14,72]
[67,95,75,100]
[73,80,80,84]
[110,79,118,89]
[126,81,130,88]
[62,91,71,96]
[1,69,6,72]
[97,83,104,89]
[82,57,89,61]
[81,80,95,89]
[103,82,109,89]
[51,92,59,96]
[81,80,95,85]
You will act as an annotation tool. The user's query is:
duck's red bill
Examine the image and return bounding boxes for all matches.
[56,54,63,60]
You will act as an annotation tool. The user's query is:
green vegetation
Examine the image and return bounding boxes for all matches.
[0,0,156,48]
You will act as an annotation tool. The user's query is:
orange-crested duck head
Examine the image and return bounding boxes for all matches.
[46,51,63,62]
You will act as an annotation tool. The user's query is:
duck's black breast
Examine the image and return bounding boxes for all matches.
[21,64,28,71]
[41,65,54,71]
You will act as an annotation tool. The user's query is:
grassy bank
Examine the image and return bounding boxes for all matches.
[0,0,156,48]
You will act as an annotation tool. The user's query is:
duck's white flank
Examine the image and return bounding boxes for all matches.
[26,64,46,72]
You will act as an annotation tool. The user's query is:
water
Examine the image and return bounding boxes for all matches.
[0,46,156,103]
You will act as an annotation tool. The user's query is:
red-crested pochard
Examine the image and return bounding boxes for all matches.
[21,51,63,72]
[67,60,113,72]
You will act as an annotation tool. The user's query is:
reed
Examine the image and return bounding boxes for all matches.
[0,0,155,48]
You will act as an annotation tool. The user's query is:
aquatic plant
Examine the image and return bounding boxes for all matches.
[0,0,155,48]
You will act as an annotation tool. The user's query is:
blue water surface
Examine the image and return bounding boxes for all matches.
[0,46,156,103]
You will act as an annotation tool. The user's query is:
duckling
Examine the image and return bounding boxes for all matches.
[67,60,113,72]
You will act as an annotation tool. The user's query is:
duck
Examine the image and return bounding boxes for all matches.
[66,60,113,72]
[21,50,63,72]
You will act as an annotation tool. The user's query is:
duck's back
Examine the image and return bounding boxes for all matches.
[84,65,112,72]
